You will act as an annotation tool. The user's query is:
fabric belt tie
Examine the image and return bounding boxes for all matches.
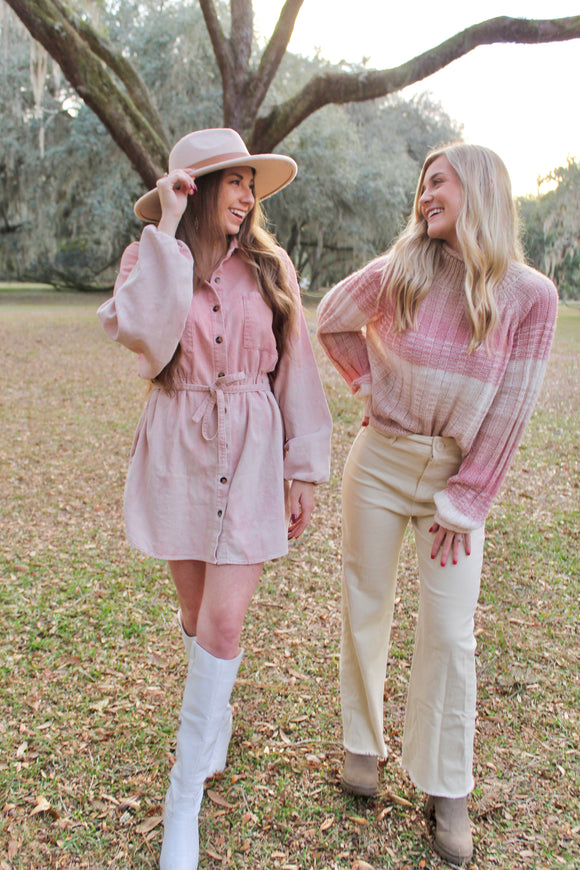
[153,373,272,499]
[184,373,270,442]
[183,373,270,473]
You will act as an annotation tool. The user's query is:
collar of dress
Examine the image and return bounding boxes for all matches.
[221,236,239,266]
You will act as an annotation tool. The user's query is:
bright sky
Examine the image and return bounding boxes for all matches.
[251,1,580,196]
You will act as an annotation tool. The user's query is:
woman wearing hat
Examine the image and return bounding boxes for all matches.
[317,143,557,865]
[98,128,332,870]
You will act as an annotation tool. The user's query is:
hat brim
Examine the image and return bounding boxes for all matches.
[134,154,297,222]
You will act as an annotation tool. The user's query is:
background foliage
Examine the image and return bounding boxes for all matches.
[0,0,578,295]
[1,1,458,290]
[520,159,580,299]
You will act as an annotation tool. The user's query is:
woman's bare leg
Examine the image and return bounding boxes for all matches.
[196,563,263,659]
[168,560,205,638]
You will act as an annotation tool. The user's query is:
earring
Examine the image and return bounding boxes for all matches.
[194,217,199,232]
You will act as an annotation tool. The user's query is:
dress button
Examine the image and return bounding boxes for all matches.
[213,304,220,312]
[216,336,223,344]
[217,509,223,517]
[214,276,221,283]
[218,371,225,378]
[220,476,227,484]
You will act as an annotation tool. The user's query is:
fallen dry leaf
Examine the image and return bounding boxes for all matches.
[206,789,235,809]
[135,815,162,834]
[385,791,413,809]
[118,796,141,812]
[347,815,368,826]
[30,796,50,817]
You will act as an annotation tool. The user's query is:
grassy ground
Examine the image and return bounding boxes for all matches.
[0,294,578,870]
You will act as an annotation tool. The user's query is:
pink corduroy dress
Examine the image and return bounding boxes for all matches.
[98,226,332,563]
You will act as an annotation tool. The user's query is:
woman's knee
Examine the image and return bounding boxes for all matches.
[420,608,476,654]
[198,618,242,659]
[196,562,262,658]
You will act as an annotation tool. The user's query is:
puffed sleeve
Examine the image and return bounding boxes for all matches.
[97,225,194,379]
[434,274,558,532]
[316,257,386,397]
[272,254,332,483]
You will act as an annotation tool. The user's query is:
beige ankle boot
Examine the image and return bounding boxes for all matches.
[341,749,378,797]
[425,795,473,865]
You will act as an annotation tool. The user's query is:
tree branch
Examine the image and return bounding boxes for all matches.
[230,0,253,73]
[58,0,167,136]
[4,0,169,184]
[199,0,233,83]
[7,3,580,190]
[252,15,580,151]
[244,0,304,132]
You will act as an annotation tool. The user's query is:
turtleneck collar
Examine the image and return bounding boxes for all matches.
[441,242,464,263]
[436,242,466,288]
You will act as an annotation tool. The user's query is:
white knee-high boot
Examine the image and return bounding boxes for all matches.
[177,611,233,777]
[159,641,242,870]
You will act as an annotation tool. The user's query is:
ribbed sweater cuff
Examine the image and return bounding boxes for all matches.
[433,490,484,534]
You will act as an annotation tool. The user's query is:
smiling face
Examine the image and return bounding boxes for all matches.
[419,155,463,251]
[216,166,255,236]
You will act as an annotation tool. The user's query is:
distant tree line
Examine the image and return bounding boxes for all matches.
[6,0,580,184]
[519,159,580,300]
[0,1,578,296]
[0,1,460,290]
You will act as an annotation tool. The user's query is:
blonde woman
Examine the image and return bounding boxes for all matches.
[317,143,557,865]
[98,128,332,870]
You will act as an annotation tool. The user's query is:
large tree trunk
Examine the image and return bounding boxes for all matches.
[199,0,305,135]
[4,0,580,183]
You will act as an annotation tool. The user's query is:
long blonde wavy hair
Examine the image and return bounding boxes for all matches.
[382,143,524,350]
[154,169,298,392]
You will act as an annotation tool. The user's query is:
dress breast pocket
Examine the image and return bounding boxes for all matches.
[242,295,277,354]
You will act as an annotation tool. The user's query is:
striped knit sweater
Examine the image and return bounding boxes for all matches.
[317,244,558,532]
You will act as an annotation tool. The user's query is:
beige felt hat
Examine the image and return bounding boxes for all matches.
[134,128,297,222]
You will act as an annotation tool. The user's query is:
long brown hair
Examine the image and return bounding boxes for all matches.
[153,169,298,392]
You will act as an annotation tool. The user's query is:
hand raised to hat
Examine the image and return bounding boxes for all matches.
[156,168,197,237]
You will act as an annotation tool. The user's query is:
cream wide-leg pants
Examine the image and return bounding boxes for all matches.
[341,426,485,797]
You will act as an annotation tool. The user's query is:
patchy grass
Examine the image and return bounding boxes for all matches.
[0,290,53,301]
[0,299,578,869]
